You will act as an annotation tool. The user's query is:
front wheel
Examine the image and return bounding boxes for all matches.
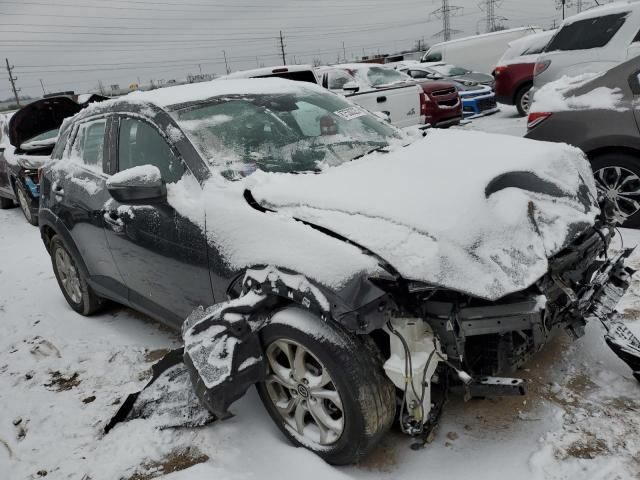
[256,307,395,465]
[15,181,38,226]
[591,153,640,228]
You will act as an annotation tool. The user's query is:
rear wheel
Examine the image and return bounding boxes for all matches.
[49,235,103,315]
[591,152,640,228]
[15,181,38,226]
[256,307,395,465]
[515,84,532,117]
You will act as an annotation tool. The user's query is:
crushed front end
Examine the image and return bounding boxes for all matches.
[382,213,639,441]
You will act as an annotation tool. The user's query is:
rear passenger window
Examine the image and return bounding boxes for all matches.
[423,51,442,62]
[118,118,185,184]
[632,28,640,43]
[545,12,628,52]
[71,119,106,172]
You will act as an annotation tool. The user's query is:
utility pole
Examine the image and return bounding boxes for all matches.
[342,41,346,62]
[577,0,583,13]
[480,0,507,33]
[39,79,46,96]
[5,58,20,107]
[430,0,463,41]
[279,30,287,65]
[222,50,230,74]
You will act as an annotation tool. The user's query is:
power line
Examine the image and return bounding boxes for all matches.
[5,58,21,106]
[479,0,508,33]
[430,0,463,41]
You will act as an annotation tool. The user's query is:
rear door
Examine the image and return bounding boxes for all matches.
[0,116,12,198]
[103,115,214,325]
[50,116,127,301]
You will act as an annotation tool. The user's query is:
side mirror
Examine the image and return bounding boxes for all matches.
[342,81,360,93]
[374,111,391,123]
[106,165,166,204]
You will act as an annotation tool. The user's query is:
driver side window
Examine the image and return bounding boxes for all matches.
[327,70,355,91]
[118,118,185,184]
[408,69,428,79]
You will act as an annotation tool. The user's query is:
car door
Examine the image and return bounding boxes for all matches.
[50,116,128,302]
[0,116,12,198]
[103,115,214,326]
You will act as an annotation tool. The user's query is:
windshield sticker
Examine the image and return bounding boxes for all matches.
[333,106,367,120]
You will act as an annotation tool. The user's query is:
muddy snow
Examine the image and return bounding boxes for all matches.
[1,106,639,479]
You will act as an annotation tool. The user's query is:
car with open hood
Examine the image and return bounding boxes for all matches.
[0,94,107,225]
[38,78,640,465]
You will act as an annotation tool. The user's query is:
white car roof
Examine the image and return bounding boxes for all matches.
[429,26,542,49]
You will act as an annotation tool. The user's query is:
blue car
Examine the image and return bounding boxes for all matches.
[458,85,499,118]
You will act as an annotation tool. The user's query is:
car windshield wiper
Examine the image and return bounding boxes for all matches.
[351,145,390,161]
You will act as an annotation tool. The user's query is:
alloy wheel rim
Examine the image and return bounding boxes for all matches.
[17,188,31,221]
[55,248,82,304]
[594,166,640,219]
[264,338,344,447]
[521,91,531,113]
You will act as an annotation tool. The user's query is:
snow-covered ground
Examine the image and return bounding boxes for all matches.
[2,106,639,480]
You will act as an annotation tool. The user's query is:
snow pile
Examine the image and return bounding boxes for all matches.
[530,73,626,113]
[247,129,598,300]
[107,164,162,186]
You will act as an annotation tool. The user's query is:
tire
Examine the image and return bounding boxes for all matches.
[256,307,396,465]
[15,181,38,226]
[515,84,532,117]
[591,152,640,228]
[0,195,14,209]
[49,234,103,315]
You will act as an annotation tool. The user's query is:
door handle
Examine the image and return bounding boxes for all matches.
[376,96,387,103]
[103,211,124,233]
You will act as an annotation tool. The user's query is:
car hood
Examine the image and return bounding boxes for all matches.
[245,130,599,300]
[9,94,108,148]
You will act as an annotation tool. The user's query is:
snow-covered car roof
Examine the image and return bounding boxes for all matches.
[79,78,328,113]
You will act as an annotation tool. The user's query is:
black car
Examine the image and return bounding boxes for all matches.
[39,79,639,464]
[0,95,107,225]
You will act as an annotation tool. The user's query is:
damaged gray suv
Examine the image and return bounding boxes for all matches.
[39,78,640,464]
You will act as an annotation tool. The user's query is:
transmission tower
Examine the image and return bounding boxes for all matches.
[430,0,463,41]
[479,0,508,33]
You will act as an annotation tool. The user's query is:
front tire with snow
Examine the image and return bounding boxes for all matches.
[256,307,396,465]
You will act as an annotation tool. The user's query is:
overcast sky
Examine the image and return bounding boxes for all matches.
[0,0,613,98]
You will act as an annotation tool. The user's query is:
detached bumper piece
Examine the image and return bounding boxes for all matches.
[467,376,527,398]
[583,247,640,382]
[104,348,215,434]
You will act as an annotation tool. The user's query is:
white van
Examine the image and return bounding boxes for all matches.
[421,26,542,74]
[534,1,640,87]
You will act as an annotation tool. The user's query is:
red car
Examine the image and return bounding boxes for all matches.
[417,80,463,128]
[493,30,555,116]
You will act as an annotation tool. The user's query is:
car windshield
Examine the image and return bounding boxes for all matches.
[174,90,400,179]
[362,67,409,86]
[430,64,471,76]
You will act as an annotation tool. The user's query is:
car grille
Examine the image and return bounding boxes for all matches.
[438,98,459,107]
[477,97,497,111]
[431,87,457,97]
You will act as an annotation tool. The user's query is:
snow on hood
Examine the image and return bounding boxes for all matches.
[530,73,627,113]
[245,129,599,300]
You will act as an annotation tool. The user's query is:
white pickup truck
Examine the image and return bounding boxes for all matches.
[316,64,423,128]
[220,64,423,129]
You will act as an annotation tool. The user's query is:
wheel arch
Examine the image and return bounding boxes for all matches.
[586,145,640,162]
[513,80,533,104]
